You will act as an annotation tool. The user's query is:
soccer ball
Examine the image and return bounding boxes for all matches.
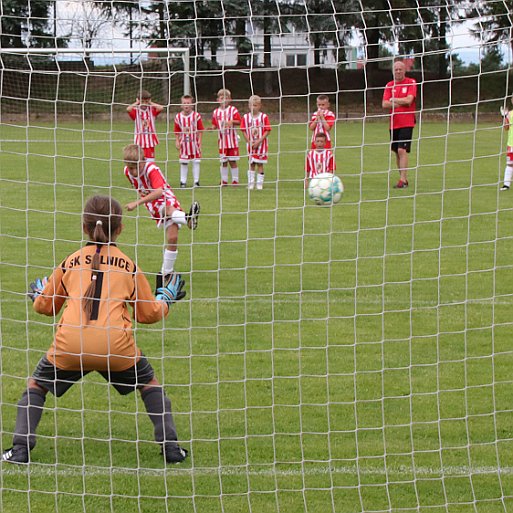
[308,173,344,206]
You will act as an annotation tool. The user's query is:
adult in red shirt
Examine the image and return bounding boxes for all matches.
[382,60,417,189]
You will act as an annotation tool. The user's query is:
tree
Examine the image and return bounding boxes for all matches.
[470,1,513,57]
[287,0,344,66]
[0,0,59,48]
[68,1,112,50]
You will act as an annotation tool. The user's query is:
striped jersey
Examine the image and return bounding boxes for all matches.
[174,111,204,159]
[128,105,160,148]
[212,105,241,150]
[310,109,336,147]
[124,162,181,224]
[240,112,271,159]
[34,243,167,372]
[305,149,336,178]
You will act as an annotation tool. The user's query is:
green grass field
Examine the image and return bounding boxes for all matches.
[1,118,513,513]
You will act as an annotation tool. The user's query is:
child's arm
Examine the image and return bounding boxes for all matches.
[309,113,319,131]
[125,188,164,211]
[33,267,67,316]
[151,101,164,115]
[197,117,205,146]
[226,110,241,128]
[132,269,169,323]
[174,118,181,150]
[127,99,139,114]
[305,155,311,188]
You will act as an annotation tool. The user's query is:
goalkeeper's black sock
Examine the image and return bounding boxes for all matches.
[141,387,178,443]
[13,388,46,450]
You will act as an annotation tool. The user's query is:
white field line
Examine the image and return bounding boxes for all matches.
[1,297,512,307]
[2,464,513,478]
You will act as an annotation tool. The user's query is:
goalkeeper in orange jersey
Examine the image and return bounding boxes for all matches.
[2,196,188,465]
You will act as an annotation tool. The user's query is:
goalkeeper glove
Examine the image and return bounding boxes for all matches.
[155,273,186,306]
[500,106,508,117]
[28,277,48,302]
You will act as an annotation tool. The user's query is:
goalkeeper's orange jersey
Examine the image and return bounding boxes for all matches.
[33,244,168,372]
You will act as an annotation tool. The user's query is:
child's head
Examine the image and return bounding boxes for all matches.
[83,195,123,243]
[181,95,195,114]
[137,89,152,104]
[248,95,262,114]
[123,144,145,176]
[217,88,232,107]
[314,133,327,150]
[82,195,123,322]
[316,94,330,111]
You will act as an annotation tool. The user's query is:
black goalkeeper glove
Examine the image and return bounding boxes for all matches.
[28,277,48,302]
[155,273,186,306]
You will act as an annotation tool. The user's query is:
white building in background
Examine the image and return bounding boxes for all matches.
[201,26,357,69]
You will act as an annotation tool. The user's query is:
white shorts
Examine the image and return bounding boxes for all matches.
[249,156,268,164]
[179,158,201,164]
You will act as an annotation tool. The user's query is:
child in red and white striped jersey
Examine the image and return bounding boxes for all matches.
[174,95,205,188]
[305,133,336,188]
[127,90,164,162]
[240,95,272,190]
[308,94,336,149]
[123,144,200,283]
[212,88,241,185]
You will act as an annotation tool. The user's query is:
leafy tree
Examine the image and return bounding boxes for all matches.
[470,1,513,57]
[1,0,60,48]
[287,0,346,66]
[466,44,505,74]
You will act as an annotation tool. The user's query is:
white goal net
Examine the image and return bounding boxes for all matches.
[1,2,513,512]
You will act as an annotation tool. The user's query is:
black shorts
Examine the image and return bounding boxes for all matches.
[390,127,414,153]
[32,356,155,397]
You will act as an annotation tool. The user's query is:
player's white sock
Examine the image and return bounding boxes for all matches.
[231,167,239,183]
[193,160,201,184]
[162,249,178,275]
[220,166,229,184]
[146,157,155,163]
[504,165,513,187]
[171,209,187,226]
[248,170,255,189]
[256,173,264,190]
[180,163,188,185]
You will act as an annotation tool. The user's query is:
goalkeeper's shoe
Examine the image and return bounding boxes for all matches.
[162,443,188,464]
[500,184,510,191]
[186,201,200,230]
[2,445,29,464]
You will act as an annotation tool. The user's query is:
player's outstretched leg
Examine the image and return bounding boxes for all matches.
[186,202,200,230]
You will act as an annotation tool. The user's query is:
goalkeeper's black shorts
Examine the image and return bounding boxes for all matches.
[32,355,155,397]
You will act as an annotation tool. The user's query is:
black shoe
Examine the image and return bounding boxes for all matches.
[186,201,200,230]
[2,445,29,464]
[500,184,510,191]
[180,182,186,188]
[162,443,188,464]
[194,182,200,187]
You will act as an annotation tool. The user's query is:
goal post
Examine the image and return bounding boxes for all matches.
[0,47,191,122]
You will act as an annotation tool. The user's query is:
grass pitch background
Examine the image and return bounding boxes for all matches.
[1,119,513,512]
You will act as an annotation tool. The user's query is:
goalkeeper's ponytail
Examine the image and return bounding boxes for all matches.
[82,196,123,322]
